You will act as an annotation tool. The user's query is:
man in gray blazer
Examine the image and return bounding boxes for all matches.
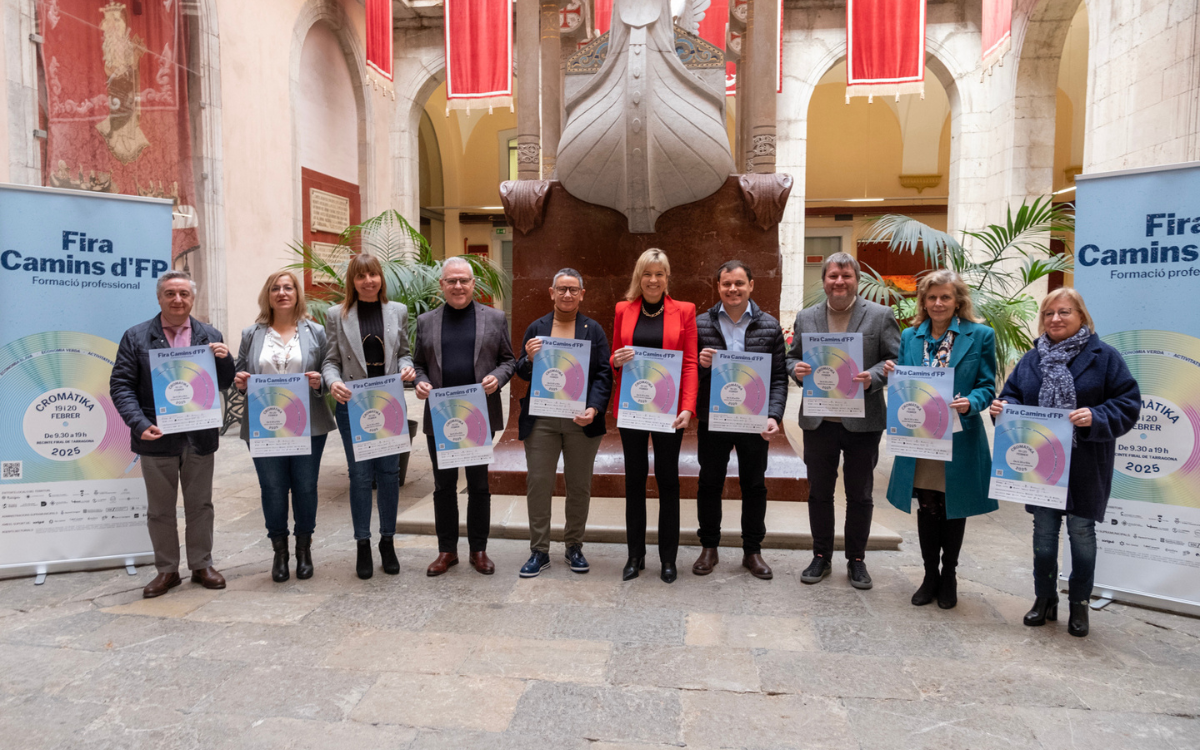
[414,257,516,576]
[785,253,900,590]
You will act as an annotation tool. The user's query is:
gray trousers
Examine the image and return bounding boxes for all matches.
[141,448,216,574]
[523,417,602,553]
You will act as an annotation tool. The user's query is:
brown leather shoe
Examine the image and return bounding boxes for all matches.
[692,547,719,575]
[742,553,773,580]
[469,550,495,575]
[190,567,226,589]
[142,572,181,598]
[426,552,459,577]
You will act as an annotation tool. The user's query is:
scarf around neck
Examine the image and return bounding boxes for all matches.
[1036,325,1091,412]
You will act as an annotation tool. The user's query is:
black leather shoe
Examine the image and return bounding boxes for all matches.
[800,554,831,584]
[937,568,958,609]
[379,537,400,575]
[847,559,873,590]
[356,539,373,580]
[1023,596,1059,626]
[911,571,939,606]
[1068,600,1090,637]
[270,536,289,583]
[622,556,645,581]
[660,561,677,584]
[294,534,313,580]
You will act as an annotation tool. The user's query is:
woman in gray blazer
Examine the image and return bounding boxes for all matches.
[234,270,336,583]
[322,254,415,580]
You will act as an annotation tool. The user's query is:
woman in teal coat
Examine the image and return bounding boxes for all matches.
[884,270,997,610]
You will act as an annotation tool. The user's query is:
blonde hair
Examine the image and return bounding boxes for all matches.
[342,253,389,317]
[911,269,980,326]
[256,270,308,326]
[1037,287,1095,336]
[625,248,671,302]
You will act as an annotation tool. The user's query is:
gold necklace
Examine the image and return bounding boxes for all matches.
[641,300,664,318]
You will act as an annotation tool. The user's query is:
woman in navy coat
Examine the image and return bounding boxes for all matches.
[991,288,1140,638]
[885,270,997,610]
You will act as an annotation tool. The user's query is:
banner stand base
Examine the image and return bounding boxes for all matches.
[125,564,138,576]
[1090,597,1114,611]
[1,552,155,582]
[34,572,46,586]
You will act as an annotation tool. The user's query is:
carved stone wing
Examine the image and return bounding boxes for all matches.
[675,0,711,37]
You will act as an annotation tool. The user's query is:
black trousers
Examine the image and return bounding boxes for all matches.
[696,422,769,553]
[619,426,684,563]
[427,435,492,554]
[802,420,881,560]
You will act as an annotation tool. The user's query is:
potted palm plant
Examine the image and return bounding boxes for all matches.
[288,209,509,484]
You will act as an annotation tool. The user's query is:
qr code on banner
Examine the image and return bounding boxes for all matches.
[1,461,21,480]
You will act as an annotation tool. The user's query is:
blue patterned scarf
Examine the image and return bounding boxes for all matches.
[1036,325,1091,412]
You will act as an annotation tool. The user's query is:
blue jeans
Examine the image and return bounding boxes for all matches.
[336,403,400,541]
[1032,507,1097,602]
[252,433,328,539]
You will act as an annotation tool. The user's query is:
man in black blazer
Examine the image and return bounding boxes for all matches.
[414,257,516,576]
[514,268,612,578]
[110,271,235,598]
[692,261,788,580]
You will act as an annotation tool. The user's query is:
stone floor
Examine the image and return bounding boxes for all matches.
[2,388,1200,749]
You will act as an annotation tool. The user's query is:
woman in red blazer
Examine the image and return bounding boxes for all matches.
[610,248,698,583]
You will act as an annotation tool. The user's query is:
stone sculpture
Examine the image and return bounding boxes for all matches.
[556,0,734,233]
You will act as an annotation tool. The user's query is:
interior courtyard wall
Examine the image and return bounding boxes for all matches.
[2,0,38,186]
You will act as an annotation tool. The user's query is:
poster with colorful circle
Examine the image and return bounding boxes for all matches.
[887,365,955,460]
[617,347,682,433]
[988,405,1073,510]
[800,333,865,418]
[530,337,591,418]
[430,384,494,468]
[246,374,311,457]
[149,345,221,433]
[348,374,410,461]
[709,350,770,433]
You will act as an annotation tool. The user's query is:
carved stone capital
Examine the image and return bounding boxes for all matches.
[738,173,794,231]
[500,180,552,235]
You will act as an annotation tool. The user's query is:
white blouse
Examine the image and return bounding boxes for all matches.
[259,328,303,374]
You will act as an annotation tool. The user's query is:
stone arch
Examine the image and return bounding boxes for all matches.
[288,0,374,239]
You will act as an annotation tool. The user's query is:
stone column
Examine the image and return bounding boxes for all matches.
[748,0,777,174]
[737,16,754,173]
[540,0,562,178]
[516,0,541,180]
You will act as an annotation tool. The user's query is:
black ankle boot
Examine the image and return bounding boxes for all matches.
[294,534,313,580]
[622,556,645,581]
[356,539,373,580]
[937,568,958,609]
[1068,600,1090,637]
[660,560,677,584]
[379,537,400,575]
[912,510,941,606]
[1023,595,1059,626]
[270,536,289,582]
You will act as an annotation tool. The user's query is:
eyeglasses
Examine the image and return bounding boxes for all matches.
[1043,308,1075,319]
[554,286,582,296]
[443,277,473,287]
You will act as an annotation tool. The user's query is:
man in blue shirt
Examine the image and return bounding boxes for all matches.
[692,261,789,579]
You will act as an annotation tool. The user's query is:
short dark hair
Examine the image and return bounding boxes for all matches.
[717,259,753,282]
[552,268,584,288]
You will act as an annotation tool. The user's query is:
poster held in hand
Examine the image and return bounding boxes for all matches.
[348,374,410,461]
[709,351,771,433]
[247,374,311,457]
[530,337,590,418]
[887,365,955,460]
[989,405,1073,510]
[617,347,682,433]
[149,346,222,433]
[430,384,494,468]
[801,333,865,418]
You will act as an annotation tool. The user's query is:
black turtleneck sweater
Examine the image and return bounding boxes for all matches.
[357,299,385,378]
[441,302,477,387]
[632,296,665,348]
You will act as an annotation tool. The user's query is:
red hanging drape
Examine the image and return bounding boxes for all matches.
[444,0,513,112]
[594,0,613,35]
[982,0,1013,73]
[366,0,393,82]
[845,0,925,101]
[40,0,198,259]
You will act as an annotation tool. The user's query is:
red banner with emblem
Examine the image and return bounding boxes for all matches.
[40,0,198,258]
[366,0,393,83]
[444,0,513,112]
[982,0,1013,73]
[846,0,925,101]
[594,0,613,35]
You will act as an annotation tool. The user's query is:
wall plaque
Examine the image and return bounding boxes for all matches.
[310,189,351,235]
[309,241,348,283]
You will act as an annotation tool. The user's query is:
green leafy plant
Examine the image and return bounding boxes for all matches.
[807,197,1075,378]
[287,209,508,349]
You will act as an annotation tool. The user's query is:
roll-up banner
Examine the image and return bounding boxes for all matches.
[0,184,173,580]
[1073,161,1200,616]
